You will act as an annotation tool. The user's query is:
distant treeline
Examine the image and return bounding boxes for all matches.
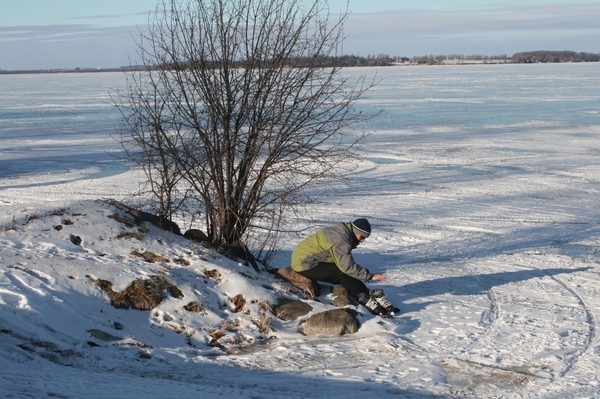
[0,66,146,75]
[335,51,599,66]
[511,51,600,63]
[1,51,598,74]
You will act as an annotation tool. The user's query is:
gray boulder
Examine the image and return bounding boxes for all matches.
[184,229,210,242]
[273,299,313,321]
[129,208,181,235]
[302,308,360,336]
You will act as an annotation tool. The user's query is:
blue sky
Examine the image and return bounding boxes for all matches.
[1,0,599,70]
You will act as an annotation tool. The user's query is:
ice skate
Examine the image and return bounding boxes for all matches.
[357,292,384,315]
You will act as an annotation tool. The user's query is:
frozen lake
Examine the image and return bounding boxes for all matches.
[1,63,598,205]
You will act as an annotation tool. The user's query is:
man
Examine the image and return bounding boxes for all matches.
[291,218,397,316]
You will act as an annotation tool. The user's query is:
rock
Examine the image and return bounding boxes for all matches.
[128,208,181,235]
[184,229,210,242]
[166,284,184,299]
[276,268,320,297]
[70,234,82,246]
[331,286,348,296]
[273,299,313,321]
[183,301,204,313]
[330,286,352,306]
[221,241,260,272]
[331,295,352,307]
[302,308,359,336]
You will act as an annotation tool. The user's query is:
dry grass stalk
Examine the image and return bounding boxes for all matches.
[231,294,246,313]
[254,300,274,334]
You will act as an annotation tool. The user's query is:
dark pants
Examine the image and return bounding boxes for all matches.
[297,262,369,298]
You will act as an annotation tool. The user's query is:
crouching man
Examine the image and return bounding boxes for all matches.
[291,218,398,316]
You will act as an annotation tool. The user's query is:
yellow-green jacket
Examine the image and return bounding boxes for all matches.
[291,222,373,281]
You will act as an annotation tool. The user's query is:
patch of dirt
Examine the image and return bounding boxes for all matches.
[24,215,39,226]
[116,231,143,241]
[94,275,183,310]
[50,208,67,217]
[131,250,170,263]
[107,213,136,228]
[184,301,206,314]
[204,269,222,282]
[175,258,191,266]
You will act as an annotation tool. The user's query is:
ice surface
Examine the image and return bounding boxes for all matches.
[1,63,600,398]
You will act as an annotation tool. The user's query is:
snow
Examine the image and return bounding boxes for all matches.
[1,63,600,398]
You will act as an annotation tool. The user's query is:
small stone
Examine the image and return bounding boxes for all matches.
[184,301,204,313]
[70,234,82,246]
[331,286,348,296]
[184,229,210,242]
[331,295,352,307]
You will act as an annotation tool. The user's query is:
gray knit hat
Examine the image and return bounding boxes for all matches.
[351,218,371,238]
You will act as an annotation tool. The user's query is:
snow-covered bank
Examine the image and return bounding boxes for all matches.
[0,200,433,398]
[2,196,600,398]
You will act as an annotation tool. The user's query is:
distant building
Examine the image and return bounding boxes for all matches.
[392,57,410,65]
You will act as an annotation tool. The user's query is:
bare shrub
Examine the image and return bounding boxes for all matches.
[113,0,377,265]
